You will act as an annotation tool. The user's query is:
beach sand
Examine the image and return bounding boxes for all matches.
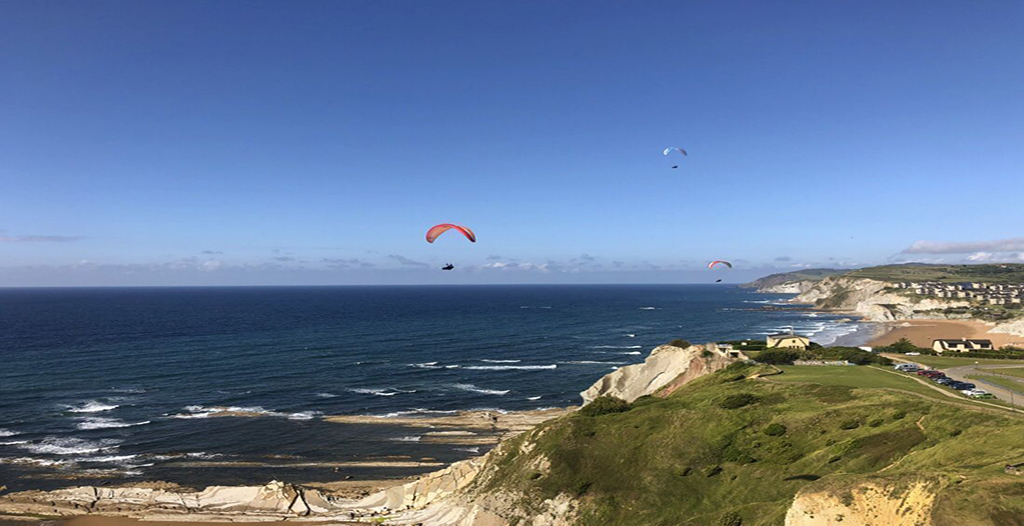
[867,319,1024,349]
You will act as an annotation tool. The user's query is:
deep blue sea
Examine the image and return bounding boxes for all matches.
[0,285,871,491]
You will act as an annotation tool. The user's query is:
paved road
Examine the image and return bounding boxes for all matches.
[882,354,1024,408]
[944,364,1024,408]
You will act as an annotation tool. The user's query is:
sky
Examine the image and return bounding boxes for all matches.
[2,1,1023,286]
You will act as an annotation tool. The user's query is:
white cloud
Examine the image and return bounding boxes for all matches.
[903,237,1024,254]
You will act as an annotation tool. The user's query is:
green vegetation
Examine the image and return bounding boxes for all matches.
[740,268,845,290]
[578,396,631,417]
[753,346,891,366]
[668,339,691,348]
[844,263,1024,284]
[967,375,1024,394]
[897,355,1024,368]
[469,364,1024,525]
[992,367,1024,379]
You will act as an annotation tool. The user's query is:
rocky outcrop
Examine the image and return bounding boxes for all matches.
[580,343,741,404]
[785,481,937,526]
[758,280,821,294]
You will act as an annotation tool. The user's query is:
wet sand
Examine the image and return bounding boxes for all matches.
[868,319,1024,349]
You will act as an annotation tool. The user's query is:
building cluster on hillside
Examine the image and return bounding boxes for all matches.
[892,281,1024,305]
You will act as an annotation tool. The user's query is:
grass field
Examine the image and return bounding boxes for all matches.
[967,374,1024,394]
[845,263,1024,283]
[771,365,955,402]
[890,355,1024,368]
[990,367,1024,379]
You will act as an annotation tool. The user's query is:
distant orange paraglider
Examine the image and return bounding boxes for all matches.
[708,260,732,269]
[426,224,476,243]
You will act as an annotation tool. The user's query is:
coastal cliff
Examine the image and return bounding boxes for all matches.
[5,337,1024,525]
[793,275,1024,337]
[580,342,740,403]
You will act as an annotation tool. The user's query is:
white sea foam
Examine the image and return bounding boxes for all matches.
[590,345,642,349]
[452,383,510,396]
[352,388,398,397]
[76,417,150,430]
[624,334,636,338]
[622,351,642,355]
[455,447,480,453]
[462,364,556,371]
[0,456,71,467]
[0,440,29,446]
[409,362,441,369]
[390,436,422,442]
[173,405,319,420]
[562,360,626,365]
[316,392,339,398]
[526,396,542,401]
[743,300,770,304]
[74,454,138,464]
[66,401,119,413]
[639,307,658,310]
[445,364,461,369]
[20,437,121,456]
[481,359,521,363]
[287,411,321,420]
[366,408,460,418]
[0,429,18,438]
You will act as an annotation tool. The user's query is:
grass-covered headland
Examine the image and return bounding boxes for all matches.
[466,363,1024,526]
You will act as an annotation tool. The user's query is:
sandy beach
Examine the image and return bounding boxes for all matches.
[867,319,1024,349]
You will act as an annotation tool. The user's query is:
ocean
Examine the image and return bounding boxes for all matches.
[0,285,872,491]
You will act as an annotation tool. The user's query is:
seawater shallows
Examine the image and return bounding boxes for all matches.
[0,285,871,490]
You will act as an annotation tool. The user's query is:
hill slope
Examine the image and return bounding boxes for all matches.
[441,364,1024,525]
[741,269,845,293]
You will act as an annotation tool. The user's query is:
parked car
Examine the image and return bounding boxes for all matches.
[895,364,919,372]
[906,352,921,356]
[958,382,976,390]
[936,378,955,385]
[916,370,934,376]
[971,392,996,399]
[949,382,972,390]
[920,370,944,378]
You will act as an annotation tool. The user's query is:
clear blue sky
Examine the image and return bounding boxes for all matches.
[2,1,1023,286]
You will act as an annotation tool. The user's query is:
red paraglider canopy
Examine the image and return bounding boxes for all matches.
[426,224,476,243]
[708,260,732,269]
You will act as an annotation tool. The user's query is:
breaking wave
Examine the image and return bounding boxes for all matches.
[66,401,119,413]
[462,364,556,371]
[19,437,121,456]
[76,417,151,430]
[452,383,510,396]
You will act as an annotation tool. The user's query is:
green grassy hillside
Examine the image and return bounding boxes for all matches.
[469,364,1024,526]
[740,269,844,289]
[845,264,1024,284]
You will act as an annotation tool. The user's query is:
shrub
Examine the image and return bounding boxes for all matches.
[892,411,907,420]
[579,396,631,417]
[719,393,760,409]
[763,423,787,436]
[868,418,884,428]
[669,339,692,348]
[839,419,861,430]
[701,349,714,358]
[755,349,800,365]
[716,511,743,526]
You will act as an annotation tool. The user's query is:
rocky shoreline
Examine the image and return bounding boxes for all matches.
[0,343,728,524]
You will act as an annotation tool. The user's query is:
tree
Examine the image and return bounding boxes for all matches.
[889,338,919,354]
